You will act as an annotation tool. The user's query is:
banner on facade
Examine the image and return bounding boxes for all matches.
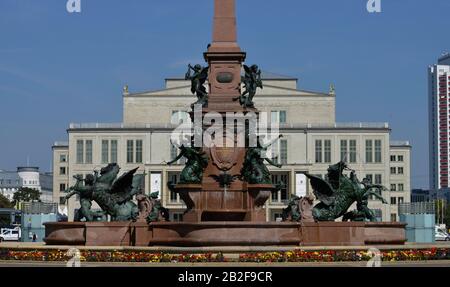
[150,173,162,199]
[295,173,307,197]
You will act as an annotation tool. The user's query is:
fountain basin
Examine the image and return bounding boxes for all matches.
[44,221,406,246]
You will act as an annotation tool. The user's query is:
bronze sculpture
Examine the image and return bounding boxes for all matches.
[342,178,388,222]
[167,145,208,184]
[241,135,283,184]
[304,161,388,222]
[137,192,169,223]
[64,174,106,222]
[234,64,263,108]
[65,164,141,221]
[65,164,170,223]
[185,64,209,108]
[282,195,315,222]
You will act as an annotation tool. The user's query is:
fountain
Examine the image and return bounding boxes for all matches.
[44,0,406,247]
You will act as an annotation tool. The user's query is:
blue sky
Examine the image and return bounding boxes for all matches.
[0,0,449,188]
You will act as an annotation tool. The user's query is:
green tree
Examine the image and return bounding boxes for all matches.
[12,187,41,205]
[435,200,450,228]
[0,193,13,208]
[444,204,450,228]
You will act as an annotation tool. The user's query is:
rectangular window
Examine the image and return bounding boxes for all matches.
[171,111,190,125]
[76,140,84,164]
[398,167,404,174]
[273,212,283,222]
[170,144,178,161]
[280,139,288,165]
[375,174,382,185]
[340,140,348,162]
[398,155,404,162]
[136,140,143,163]
[324,140,331,163]
[365,140,373,163]
[349,140,357,163]
[280,174,288,201]
[374,140,382,163]
[271,174,280,202]
[169,173,179,202]
[390,167,396,174]
[271,111,287,124]
[271,174,289,202]
[315,140,322,163]
[271,140,279,164]
[170,190,178,202]
[171,111,179,125]
[271,190,279,202]
[111,140,118,163]
[59,167,66,175]
[279,111,287,123]
[391,214,397,222]
[390,155,396,162]
[60,154,67,163]
[391,184,396,191]
[59,183,66,192]
[365,174,373,184]
[390,197,397,205]
[85,140,93,164]
[398,184,404,191]
[271,111,279,123]
[101,140,109,164]
[59,197,66,205]
[398,197,404,204]
[127,140,134,163]
[172,213,183,222]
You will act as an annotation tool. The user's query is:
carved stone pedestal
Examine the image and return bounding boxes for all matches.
[174,183,276,222]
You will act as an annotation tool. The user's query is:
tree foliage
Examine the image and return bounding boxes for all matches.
[435,200,450,228]
[12,187,41,205]
[0,193,13,209]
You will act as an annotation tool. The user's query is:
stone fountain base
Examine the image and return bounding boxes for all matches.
[44,221,406,246]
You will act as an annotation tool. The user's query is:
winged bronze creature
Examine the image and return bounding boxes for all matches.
[67,164,143,221]
[303,161,388,222]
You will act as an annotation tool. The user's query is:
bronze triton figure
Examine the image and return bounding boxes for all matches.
[185,64,209,108]
[234,64,263,108]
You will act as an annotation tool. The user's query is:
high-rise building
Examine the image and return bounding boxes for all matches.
[429,53,450,191]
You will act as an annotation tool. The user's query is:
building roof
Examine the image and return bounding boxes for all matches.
[52,141,69,148]
[166,70,297,81]
[125,71,331,98]
[68,122,390,131]
[438,53,450,65]
[17,167,39,173]
[0,171,20,188]
[390,140,411,148]
[125,83,330,98]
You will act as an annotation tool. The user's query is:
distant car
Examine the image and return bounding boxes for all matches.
[0,227,21,242]
[435,226,450,241]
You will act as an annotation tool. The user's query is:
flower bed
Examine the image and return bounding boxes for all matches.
[0,248,449,263]
[239,248,450,262]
